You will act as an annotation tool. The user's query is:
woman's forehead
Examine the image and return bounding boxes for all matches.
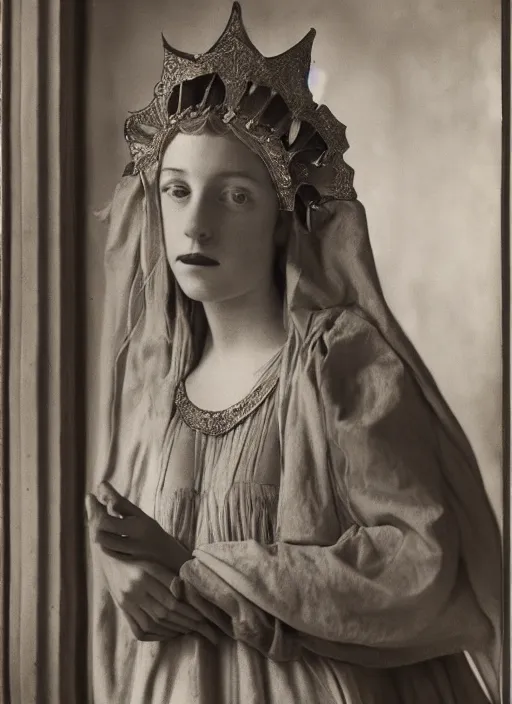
[160,131,272,185]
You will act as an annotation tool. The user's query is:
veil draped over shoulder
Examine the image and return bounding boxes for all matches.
[91,163,502,702]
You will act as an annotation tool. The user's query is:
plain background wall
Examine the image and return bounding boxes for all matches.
[85,0,502,519]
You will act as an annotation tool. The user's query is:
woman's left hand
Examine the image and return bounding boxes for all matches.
[88,482,193,574]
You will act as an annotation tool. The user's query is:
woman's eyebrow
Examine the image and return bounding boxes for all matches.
[160,167,186,175]
[160,167,261,184]
[215,170,260,183]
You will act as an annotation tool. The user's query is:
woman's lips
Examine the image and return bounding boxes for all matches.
[177,253,219,267]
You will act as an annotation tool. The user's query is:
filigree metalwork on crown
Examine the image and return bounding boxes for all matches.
[123,2,356,210]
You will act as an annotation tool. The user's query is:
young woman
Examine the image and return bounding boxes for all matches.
[86,4,502,702]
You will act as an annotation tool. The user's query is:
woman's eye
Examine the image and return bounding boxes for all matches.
[222,189,250,206]
[170,186,190,199]
[162,184,190,200]
[232,191,247,204]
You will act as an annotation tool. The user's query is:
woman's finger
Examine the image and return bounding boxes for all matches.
[144,563,204,622]
[85,493,106,523]
[96,514,143,540]
[97,531,140,556]
[87,494,130,536]
[86,493,112,540]
[126,603,183,640]
[144,593,202,632]
[183,620,220,647]
[97,482,144,519]
[123,609,169,642]
[156,602,221,647]
[146,575,204,622]
[97,513,133,536]
[138,605,189,637]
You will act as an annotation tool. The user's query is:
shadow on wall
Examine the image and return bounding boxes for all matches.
[85,0,502,521]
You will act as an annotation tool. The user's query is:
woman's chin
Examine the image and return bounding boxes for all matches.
[177,281,229,304]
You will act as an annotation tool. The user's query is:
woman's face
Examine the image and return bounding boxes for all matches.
[159,131,282,304]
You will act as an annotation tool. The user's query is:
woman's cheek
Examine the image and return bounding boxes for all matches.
[243,226,277,275]
[161,215,182,261]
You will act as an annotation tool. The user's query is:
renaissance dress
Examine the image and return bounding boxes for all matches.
[90,171,501,703]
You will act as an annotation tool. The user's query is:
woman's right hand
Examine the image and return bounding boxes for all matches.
[87,495,219,644]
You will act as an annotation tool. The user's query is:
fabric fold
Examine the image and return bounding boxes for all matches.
[90,164,502,703]
[173,309,493,681]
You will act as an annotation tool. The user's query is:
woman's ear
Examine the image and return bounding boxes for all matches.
[273,211,290,248]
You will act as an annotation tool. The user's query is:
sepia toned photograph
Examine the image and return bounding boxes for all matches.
[2,0,508,702]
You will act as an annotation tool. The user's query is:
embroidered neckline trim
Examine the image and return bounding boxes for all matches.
[175,374,279,436]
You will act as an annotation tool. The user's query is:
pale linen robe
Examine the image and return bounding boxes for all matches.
[94,312,491,704]
[91,174,500,702]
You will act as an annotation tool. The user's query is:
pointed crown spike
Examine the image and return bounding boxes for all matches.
[161,32,196,61]
[205,2,251,56]
[125,2,356,209]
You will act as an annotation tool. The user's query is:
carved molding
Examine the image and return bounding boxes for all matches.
[5,0,87,701]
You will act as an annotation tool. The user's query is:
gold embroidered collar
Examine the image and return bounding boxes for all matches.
[174,374,279,436]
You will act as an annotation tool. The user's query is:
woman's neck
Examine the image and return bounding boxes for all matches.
[201,282,286,363]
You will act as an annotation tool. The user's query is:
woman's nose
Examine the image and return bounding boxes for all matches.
[184,198,213,244]
[185,223,212,244]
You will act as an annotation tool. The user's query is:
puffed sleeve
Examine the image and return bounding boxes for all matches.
[171,309,493,668]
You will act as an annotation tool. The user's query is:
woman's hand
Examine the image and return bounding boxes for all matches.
[89,482,192,573]
[86,491,219,645]
[96,550,207,642]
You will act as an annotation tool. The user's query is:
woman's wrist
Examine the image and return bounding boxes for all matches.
[162,532,194,573]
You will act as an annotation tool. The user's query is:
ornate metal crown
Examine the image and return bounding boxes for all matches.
[124,2,356,211]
